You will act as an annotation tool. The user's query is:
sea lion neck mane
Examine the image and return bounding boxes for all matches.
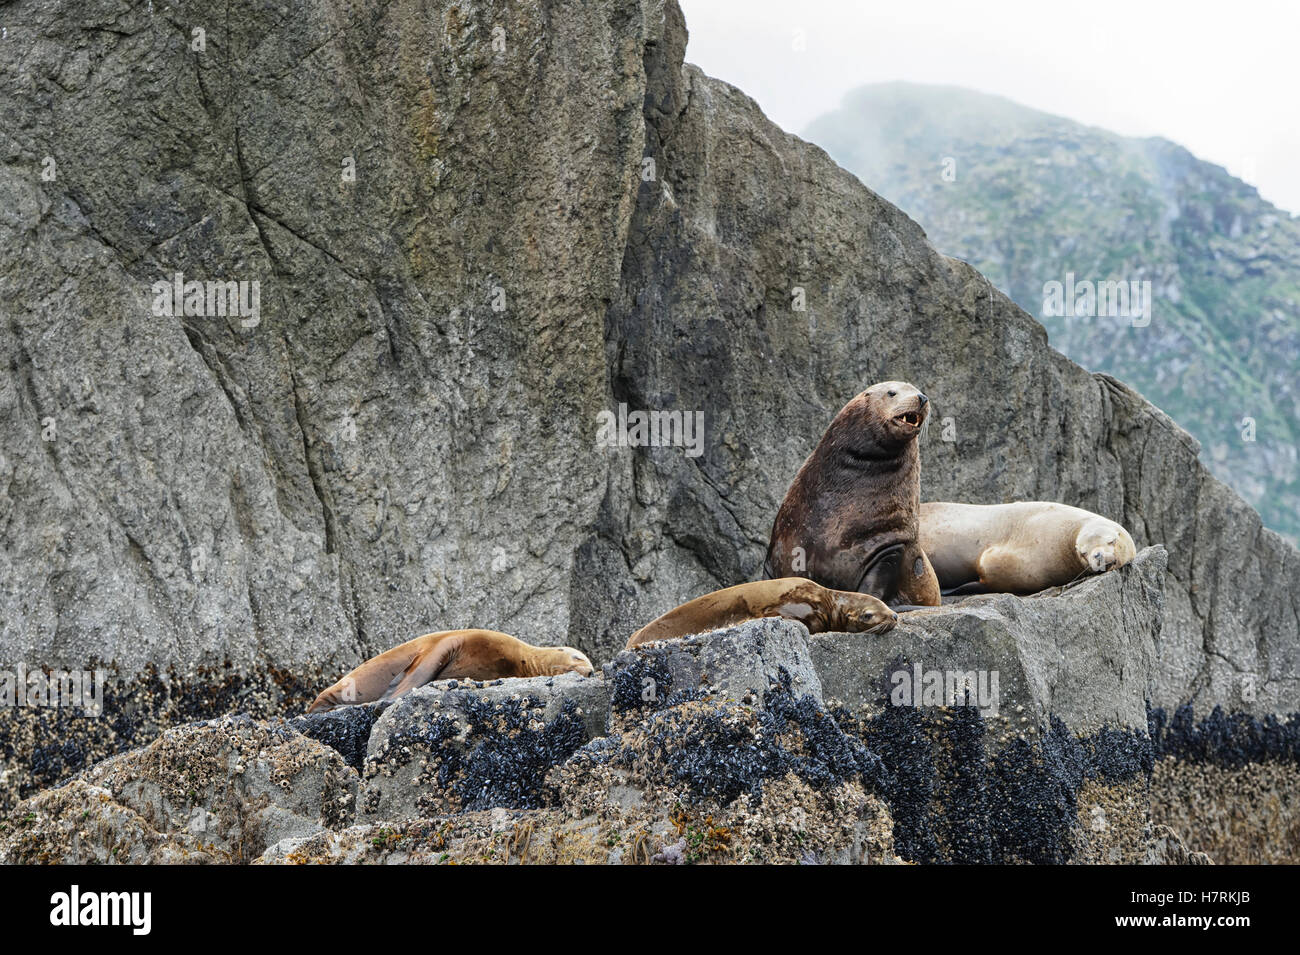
[764,381,937,604]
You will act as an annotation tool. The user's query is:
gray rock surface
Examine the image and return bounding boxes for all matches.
[360,673,608,821]
[0,716,356,863]
[604,616,823,705]
[812,546,1166,735]
[0,0,1294,721]
[1142,825,1213,866]
[2,586,1287,864]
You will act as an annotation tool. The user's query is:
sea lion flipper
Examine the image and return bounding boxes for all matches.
[307,644,420,713]
[855,543,904,602]
[307,634,452,712]
[625,579,898,648]
[381,636,459,701]
[940,581,987,596]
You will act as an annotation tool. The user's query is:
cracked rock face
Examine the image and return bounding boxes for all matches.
[1,0,1296,815]
[1,0,647,677]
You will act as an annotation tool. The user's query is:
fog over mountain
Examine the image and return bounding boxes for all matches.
[805,82,1300,541]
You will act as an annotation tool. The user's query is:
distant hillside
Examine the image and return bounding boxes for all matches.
[805,83,1300,541]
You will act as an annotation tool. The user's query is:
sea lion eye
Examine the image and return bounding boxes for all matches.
[888,390,897,397]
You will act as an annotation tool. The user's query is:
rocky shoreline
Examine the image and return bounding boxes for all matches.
[5,547,1294,864]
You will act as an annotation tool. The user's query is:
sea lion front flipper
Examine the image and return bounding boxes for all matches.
[855,543,904,603]
[940,581,988,596]
[381,636,460,701]
[307,633,457,712]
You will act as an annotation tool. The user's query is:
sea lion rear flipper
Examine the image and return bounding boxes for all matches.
[940,581,988,596]
[382,637,459,701]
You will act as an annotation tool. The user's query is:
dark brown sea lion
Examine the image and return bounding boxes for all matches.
[308,630,594,713]
[626,577,898,648]
[762,381,941,607]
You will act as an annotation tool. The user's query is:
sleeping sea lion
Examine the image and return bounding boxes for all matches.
[918,501,1137,595]
[308,629,594,712]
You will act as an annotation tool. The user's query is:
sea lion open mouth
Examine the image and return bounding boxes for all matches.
[762,380,942,608]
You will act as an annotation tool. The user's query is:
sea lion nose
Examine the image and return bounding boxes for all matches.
[917,393,929,406]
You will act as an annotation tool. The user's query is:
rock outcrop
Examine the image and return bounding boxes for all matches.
[813,545,1165,735]
[2,0,1295,718]
[1,0,1297,862]
[1,716,355,863]
[357,672,609,820]
[9,552,1287,865]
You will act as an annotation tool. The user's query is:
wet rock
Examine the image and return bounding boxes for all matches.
[359,674,609,821]
[290,702,389,773]
[0,716,357,864]
[604,617,823,711]
[258,773,902,865]
[561,670,884,810]
[1142,824,1213,865]
[0,663,320,815]
[1148,701,1300,863]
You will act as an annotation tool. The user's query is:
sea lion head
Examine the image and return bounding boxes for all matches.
[1075,519,1136,573]
[537,645,595,677]
[832,590,900,634]
[831,380,930,454]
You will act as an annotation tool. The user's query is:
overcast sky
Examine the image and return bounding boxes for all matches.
[678,0,1300,215]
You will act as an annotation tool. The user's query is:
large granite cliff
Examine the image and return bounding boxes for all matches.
[1,0,1297,864]
[1,0,1297,849]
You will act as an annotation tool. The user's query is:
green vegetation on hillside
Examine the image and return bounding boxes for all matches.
[806,83,1299,540]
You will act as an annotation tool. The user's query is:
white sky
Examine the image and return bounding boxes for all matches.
[678,0,1300,215]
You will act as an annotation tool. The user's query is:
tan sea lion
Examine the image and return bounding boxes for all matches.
[626,577,899,648]
[918,501,1137,595]
[308,630,595,713]
[763,381,941,608]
